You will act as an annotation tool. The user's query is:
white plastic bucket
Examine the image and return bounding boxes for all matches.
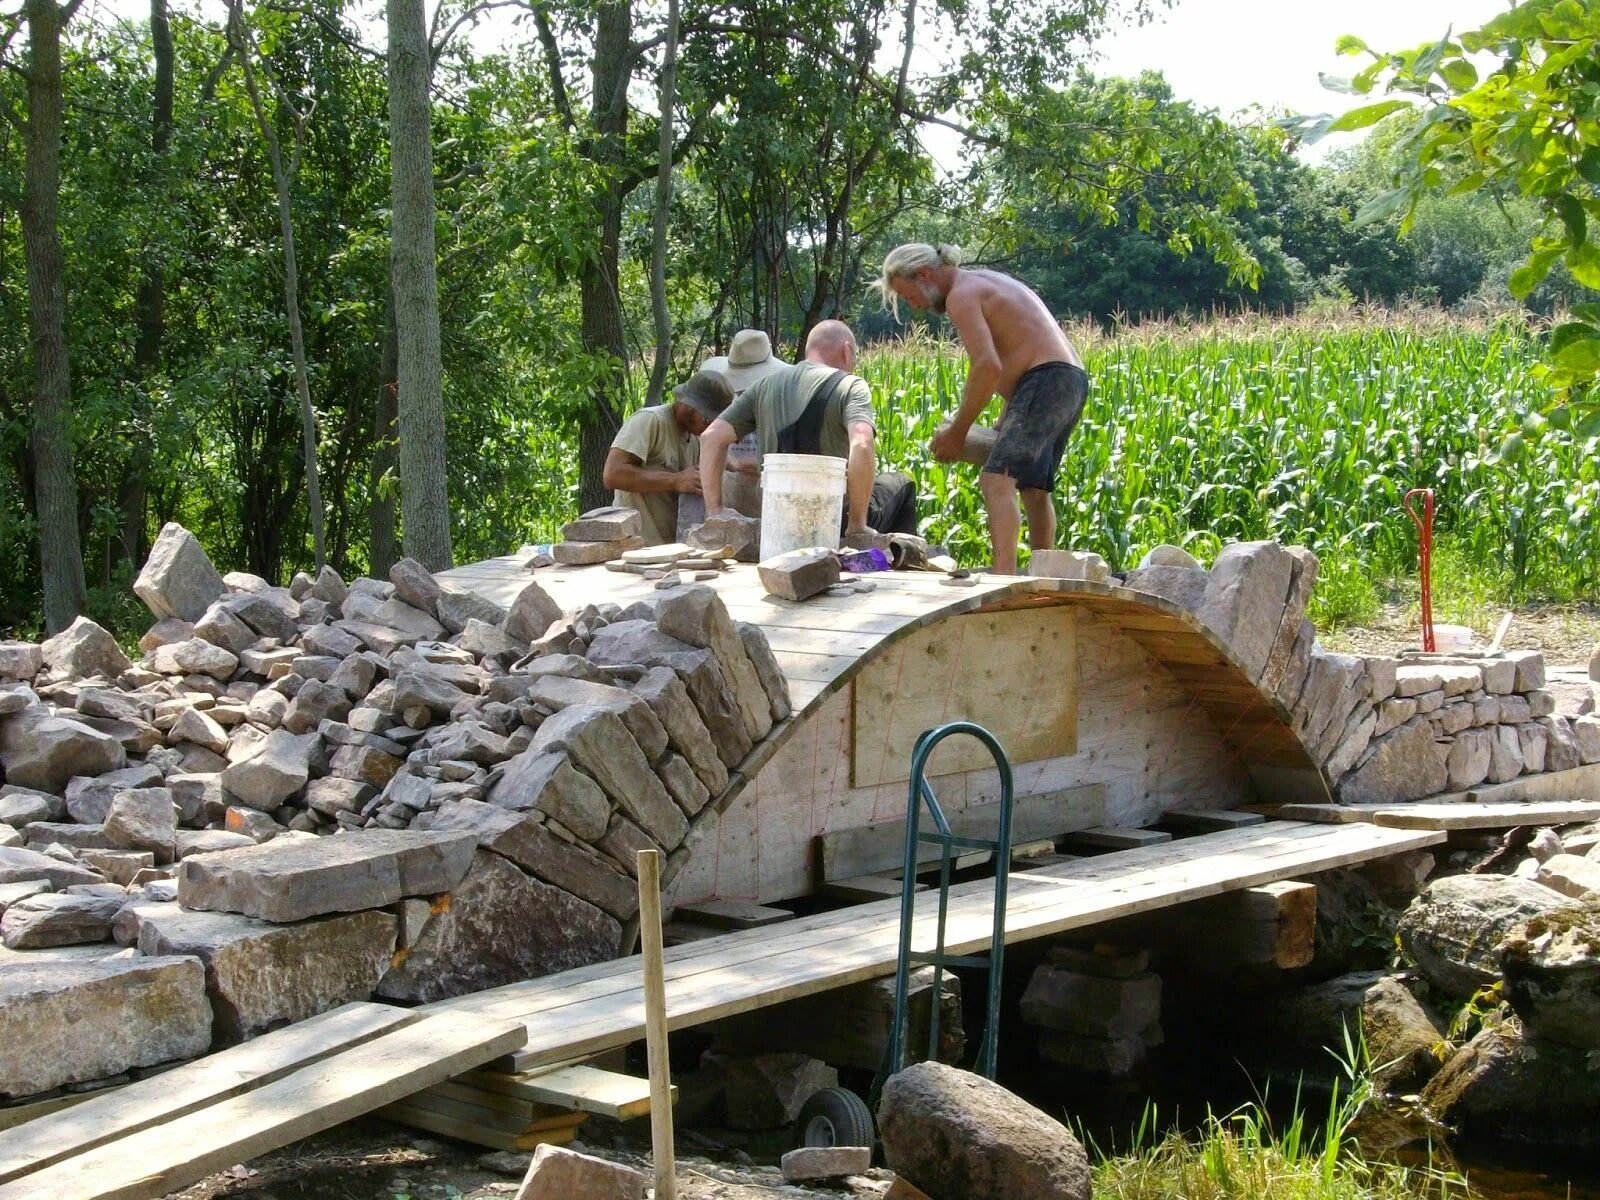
[759,453,846,561]
[1434,624,1474,653]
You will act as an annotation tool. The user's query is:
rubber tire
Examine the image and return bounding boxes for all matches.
[797,1086,874,1148]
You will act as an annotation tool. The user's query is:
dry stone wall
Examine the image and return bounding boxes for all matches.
[1111,541,1600,800]
[0,522,791,1104]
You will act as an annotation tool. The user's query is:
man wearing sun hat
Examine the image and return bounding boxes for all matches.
[701,328,791,395]
[602,371,734,546]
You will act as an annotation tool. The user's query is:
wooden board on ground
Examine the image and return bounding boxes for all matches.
[674,900,794,930]
[1063,825,1171,852]
[1161,808,1266,833]
[1464,763,1600,805]
[1263,803,1390,824]
[850,607,1079,786]
[0,1002,417,1186]
[818,874,923,903]
[416,822,1444,1074]
[0,1013,525,1200]
[817,783,1106,882]
[466,1064,665,1120]
[1371,800,1600,830]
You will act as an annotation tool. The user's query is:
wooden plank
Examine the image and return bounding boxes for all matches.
[1161,809,1266,833]
[468,1065,666,1121]
[0,1014,527,1200]
[1465,763,1600,806]
[850,608,1078,786]
[0,1002,418,1186]
[1267,803,1387,824]
[1372,800,1600,831]
[675,900,794,930]
[378,1102,577,1152]
[1063,826,1172,852]
[474,822,1447,1071]
[818,874,921,903]
[817,784,1106,881]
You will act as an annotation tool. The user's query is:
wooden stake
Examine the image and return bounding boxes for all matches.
[637,849,676,1200]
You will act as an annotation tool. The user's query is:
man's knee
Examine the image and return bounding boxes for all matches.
[979,471,1017,502]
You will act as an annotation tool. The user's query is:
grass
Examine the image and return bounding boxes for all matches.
[857,309,1598,620]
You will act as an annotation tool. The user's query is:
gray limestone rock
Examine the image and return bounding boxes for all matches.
[389,557,443,618]
[0,787,65,827]
[168,707,230,756]
[1257,546,1319,697]
[282,679,352,735]
[487,749,610,841]
[758,548,840,602]
[192,602,258,655]
[40,616,132,680]
[103,787,178,861]
[657,752,711,817]
[0,956,211,1097]
[1,889,124,948]
[525,675,669,762]
[178,828,477,922]
[656,585,773,744]
[0,845,105,889]
[220,729,314,811]
[0,711,127,794]
[1194,541,1295,681]
[1505,649,1546,692]
[1336,718,1449,805]
[436,587,508,636]
[1399,874,1568,997]
[0,641,41,682]
[737,622,792,722]
[1138,544,1201,569]
[533,706,685,849]
[218,591,300,642]
[1446,728,1494,792]
[589,623,751,768]
[137,906,397,1045]
[562,506,643,542]
[134,523,226,622]
[504,581,564,644]
[376,849,619,1003]
[148,637,239,681]
[65,762,164,824]
[1121,565,1208,614]
[688,513,760,562]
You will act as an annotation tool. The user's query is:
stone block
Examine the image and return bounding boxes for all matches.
[1487,724,1526,784]
[688,513,760,563]
[0,641,41,682]
[525,676,669,762]
[514,1144,647,1200]
[133,524,225,623]
[629,667,728,795]
[534,706,684,849]
[438,588,509,637]
[1572,715,1600,765]
[0,956,211,1097]
[0,711,126,794]
[589,624,751,769]
[1520,722,1549,774]
[41,616,132,680]
[137,906,396,1045]
[1121,566,1208,614]
[0,787,64,828]
[1336,719,1448,804]
[718,1051,838,1129]
[221,729,314,811]
[177,828,478,922]
[1540,716,1581,773]
[1365,656,1399,704]
[488,749,610,842]
[377,850,619,1003]
[1374,696,1418,738]
[562,506,643,543]
[389,557,443,618]
[0,891,123,948]
[1533,853,1600,899]
[782,1146,873,1180]
[1395,666,1444,698]
[656,585,772,743]
[1505,649,1546,691]
[758,548,840,601]
[737,622,792,722]
[505,581,564,644]
[1037,1030,1152,1076]
[1019,965,1161,1039]
[64,762,164,824]
[554,539,642,566]
[1137,544,1200,569]
[429,800,637,919]
[1446,728,1494,792]
[103,787,178,862]
[1194,541,1294,681]
[1258,547,1318,697]
[1029,550,1109,582]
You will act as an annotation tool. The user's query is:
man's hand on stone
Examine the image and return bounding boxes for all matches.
[930,423,966,464]
[674,467,704,495]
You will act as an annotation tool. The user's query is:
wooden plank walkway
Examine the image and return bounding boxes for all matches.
[0,1008,525,1200]
[424,820,1441,1073]
[1274,799,1600,830]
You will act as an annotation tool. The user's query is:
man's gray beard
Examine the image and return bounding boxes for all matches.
[928,292,947,315]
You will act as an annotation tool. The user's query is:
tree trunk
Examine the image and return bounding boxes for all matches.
[576,0,631,514]
[370,287,399,575]
[21,0,88,632]
[121,0,175,574]
[643,0,679,407]
[387,0,452,570]
[232,2,326,573]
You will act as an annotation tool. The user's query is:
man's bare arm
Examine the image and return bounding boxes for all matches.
[845,420,876,532]
[699,419,738,512]
[945,285,1002,433]
[603,448,700,495]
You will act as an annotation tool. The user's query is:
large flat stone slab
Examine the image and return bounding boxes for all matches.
[0,956,211,1098]
[136,906,397,1045]
[177,829,478,923]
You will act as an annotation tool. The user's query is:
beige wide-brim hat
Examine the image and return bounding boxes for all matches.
[703,328,790,394]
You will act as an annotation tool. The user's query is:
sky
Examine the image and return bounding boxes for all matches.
[1090,0,1513,160]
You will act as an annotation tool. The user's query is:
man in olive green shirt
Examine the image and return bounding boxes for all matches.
[698,321,917,537]
[603,371,733,545]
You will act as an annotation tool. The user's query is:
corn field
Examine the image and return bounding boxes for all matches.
[858,314,1598,622]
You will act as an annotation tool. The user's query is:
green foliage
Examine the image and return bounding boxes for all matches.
[859,314,1600,608]
[1297,0,1600,412]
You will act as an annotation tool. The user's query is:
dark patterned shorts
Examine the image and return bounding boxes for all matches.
[984,362,1089,492]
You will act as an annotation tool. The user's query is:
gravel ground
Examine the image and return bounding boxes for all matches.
[1318,601,1600,669]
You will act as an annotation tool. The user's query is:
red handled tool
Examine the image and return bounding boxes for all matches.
[1403,488,1436,653]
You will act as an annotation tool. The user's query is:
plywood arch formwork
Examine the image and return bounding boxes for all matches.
[442,558,1329,906]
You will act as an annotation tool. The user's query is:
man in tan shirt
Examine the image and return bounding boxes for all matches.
[876,243,1088,575]
[602,371,734,545]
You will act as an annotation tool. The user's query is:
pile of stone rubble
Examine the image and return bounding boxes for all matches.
[0,522,791,1102]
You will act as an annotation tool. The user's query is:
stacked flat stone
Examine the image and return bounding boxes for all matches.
[1114,541,1600,802]
[552,506,647,566]
[0,524,793,1104]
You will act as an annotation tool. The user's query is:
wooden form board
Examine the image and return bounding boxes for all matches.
[1274,799,1600,830]
[816,783,1106,882]
[422,820,1443,1073]
[850,607,1078,786]
[0,1011,525,1200]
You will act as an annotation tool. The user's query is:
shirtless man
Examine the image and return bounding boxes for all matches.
[875,243,1088,575]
